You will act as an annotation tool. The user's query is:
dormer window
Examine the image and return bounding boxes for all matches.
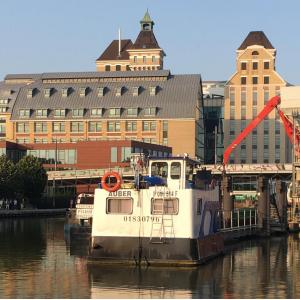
[149,86,158,96]
[27,88,37,98]
[19,109,30,118]
[133,86,140,96]
[91,108,102,117]
[252,51,259,56]
[36,109,48,118]
[79,87,88,97]
[54,109,66,117]
[109,108,121,117]
[62,87,71,97]
[0,99,9,105]
[116,87,124,97]
[144,107,156,116]
[97,87,106,97]
[127,108,138,117]
[72,109,84,117]
[44,88,53,98]
[0,107,7,113]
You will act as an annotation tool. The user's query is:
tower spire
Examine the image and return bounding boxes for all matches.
[140,9,154,31]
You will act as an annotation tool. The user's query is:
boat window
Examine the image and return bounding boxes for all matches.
[77,195,94,204]
[185,163,194,180]
[197,198,202,215]
[171,162,181,179]
[151,162,168,178]
[151,198,179,215]
[106,198,133,214]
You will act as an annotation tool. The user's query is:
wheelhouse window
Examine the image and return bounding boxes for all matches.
[106,198,133,214]
[151,198,179,215]
[170,162,181,179]
[151,162,168,178]
[197,198,203,215]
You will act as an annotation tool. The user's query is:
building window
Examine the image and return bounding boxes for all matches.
[152,56,156,63]
[264,76,270,84]
[144,107,156,116]
[97,87,105,97]
[133,56,137,63]
[149,86,157,96]
[91,108,102,117]
[34,122,47,133]
[44,88,52,98]
[107,121,120,132]
[252,51,259,56]
[71,122,84,132]
[111,147,118,162]
[151,198,179,215]
[105,65,111,71]
[252,148,257,161]
[142,121,156,131]
[52,122,65,133]
[88,121,102,132]
[19,109,30,118]
[79,87,88,97]
[230,121,235,135]
[127,108,138,117]
[121,147,131,162]
[241,106,246,120]
[53,109,65,117]
[0,99,9,105]
[133,87,140,96]
[143,56,146,63]
[241,90,246,106]
[241,62,247,70]
[17,122,29,133]
[126,121,137,132]
[230,107,235,119]
[252,77,258,85]
[72,109,84,117]
[116,87,124,97]
[62,87,70,97]
[241,77,247,85]
[126,65,130,71]
[252,90,257,106]
[230,91,235,105]
[109,108,121,117]
[106,198,133,214]
[36,109,48,118]
[116,65,121,71]
[264,61,270,69]
[264,90,269,104]
[252,62,258,70]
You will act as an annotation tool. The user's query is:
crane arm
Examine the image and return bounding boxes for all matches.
[223,95,281,165]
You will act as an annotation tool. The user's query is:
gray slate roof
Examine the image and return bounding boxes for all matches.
[10,71,201,120]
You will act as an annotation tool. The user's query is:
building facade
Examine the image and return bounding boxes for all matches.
[224,31,290,164]
[0,70,203,159]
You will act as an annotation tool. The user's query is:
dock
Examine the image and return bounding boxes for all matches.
[0,208,67,218]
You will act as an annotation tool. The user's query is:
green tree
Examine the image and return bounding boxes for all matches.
[0,155,17,200]
[16,155,47,206]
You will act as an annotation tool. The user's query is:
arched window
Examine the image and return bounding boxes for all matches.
[116,65,121,71]
[105,65,111,71]
[252,51,259,56]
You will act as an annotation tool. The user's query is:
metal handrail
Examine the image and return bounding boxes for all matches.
[218,208,257,232]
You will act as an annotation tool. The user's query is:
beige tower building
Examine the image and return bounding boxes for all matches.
[96,11,165,72]
[224,31,290,164]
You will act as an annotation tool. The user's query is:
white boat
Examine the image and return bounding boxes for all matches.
[89,155,224,266]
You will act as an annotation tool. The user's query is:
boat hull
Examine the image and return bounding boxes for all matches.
[89,233,224,266]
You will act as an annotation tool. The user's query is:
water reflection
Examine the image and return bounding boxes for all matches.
[0,218,300,298]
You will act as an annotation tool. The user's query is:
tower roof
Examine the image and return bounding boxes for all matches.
[238,31,275,50]
[131,30,160,49]
[96,39,133,61]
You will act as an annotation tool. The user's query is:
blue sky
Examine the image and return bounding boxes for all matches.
[1,0,300,84]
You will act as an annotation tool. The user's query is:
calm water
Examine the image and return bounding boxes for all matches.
[0,218,300,298]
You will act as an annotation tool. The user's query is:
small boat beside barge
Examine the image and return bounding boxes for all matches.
[89,155,224,266]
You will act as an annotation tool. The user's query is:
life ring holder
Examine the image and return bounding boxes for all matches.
[101,171,122,192]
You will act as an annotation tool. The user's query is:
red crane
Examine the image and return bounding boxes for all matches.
[223,95,300,165]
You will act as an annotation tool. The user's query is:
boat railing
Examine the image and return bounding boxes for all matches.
[217,208,257,232]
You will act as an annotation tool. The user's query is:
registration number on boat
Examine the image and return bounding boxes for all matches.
[123,216,160,222]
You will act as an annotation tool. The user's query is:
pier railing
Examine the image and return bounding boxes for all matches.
[217,208,257,232]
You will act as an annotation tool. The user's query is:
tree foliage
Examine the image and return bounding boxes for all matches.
[0,155,47,205]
